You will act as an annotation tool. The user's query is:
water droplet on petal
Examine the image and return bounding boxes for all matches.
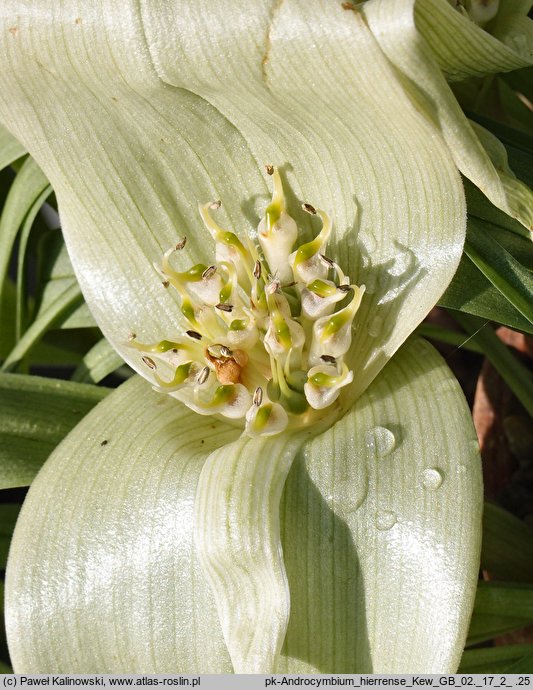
[422,467,443,490]
[376,510,397,531]
[367,315,383,338]
[366,426,395,457]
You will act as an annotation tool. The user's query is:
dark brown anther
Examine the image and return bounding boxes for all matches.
[162,280,170,288]
[253,387,263,406]
[337,284,352,293]
[128,332,137,341]
[265,164,274,176]
[209,200,221,210]
[186,330,202,340]
[302,203,317,215]
[202,265,217,279]
[321,354,337,364]
[175,237,187,250]
[253,260,262,280]
[320,254,335,268]
[142,356,157,370]
[216,303,233,312]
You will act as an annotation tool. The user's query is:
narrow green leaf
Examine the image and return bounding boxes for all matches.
[467,612,533,646]
[72,338,125,384]
[0,372,109,489]
[504,650,533,672]
[474,581,533,618]
[33,234,96,331]
[416,323,483,353]
[0,157,48,306]
[0,123,25,170]
[460,644,533,673]
[465,220,533,326]
[1,282,83,372]
[0,504,21,568]
[15,186,53,339]
[452,313,533,417]
[482,503,533,582]
[440,252,533,335]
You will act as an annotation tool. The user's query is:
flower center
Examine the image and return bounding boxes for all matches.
[130,167,365,437]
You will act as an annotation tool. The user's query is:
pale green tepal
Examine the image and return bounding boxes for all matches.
[0,0,531,675]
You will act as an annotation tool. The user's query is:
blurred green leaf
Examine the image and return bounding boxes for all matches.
[0,372,109,489]
[34,232,95,331]
[0,158,49,310]
[465,219,533,327]
[460,644,533,673]
[452,313,533,418]
[15,187,53,340]
[1,282,84,372]
[416,323,483,353]
[482,503,533,582]
[504,650,533,672]
[0,505,21,569]
[467,581,533,647]
[474,581,533,618]
[467,612,533,646]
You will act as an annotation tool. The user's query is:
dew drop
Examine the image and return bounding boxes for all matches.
[376,510,397,531]
[366,426,396,457]
[367,315,383,338]
[422,467,443,490]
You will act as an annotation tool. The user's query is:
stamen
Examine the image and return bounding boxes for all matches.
[209,200,221,210]
[128,332,137,341]
[265,164,274,176]
[253,386,263,406]
[197,366,210,385]
[175,237,187,250]
[320,254,335,268]
[202,265,217,279]
[216,303,233,312]
[337,284,351,293]
[186,330,202,340]
[253,260,262,280]
[220,346,233,358]
[302,203,317,215]
[321,355,337,364]
[142,356,157,370]
[162,280,170,288]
